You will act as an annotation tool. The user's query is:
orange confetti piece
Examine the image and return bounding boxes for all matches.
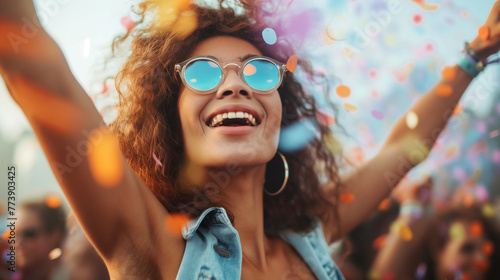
[378,198,392,211]
[170,10,198,39]
[88,129,124,188]
[2,229,11,241]
[399,224,413,241]
[469,221,483,237]
[165,213,190,238]
[452,104,464,116]
[340,193,355,203]
[343,103,358,113]
[372,234,387,249]
[483,241,494,256]
[436,85,453,97]
[442,66,456,81]
[478,26,490,41]
[45,194,62,209]
[286,55,298,73]
[336,84,351,98]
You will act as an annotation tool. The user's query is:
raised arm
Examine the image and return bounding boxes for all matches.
[0,0,183,265]
[322,1,500,243]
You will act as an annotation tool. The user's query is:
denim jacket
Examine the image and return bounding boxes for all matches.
[176,207,344,280]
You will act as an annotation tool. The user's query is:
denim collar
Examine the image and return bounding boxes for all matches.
[182,207,231,240]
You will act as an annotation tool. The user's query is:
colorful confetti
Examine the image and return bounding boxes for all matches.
[45,194,62,209]
[415,263,427,280]
[478,25,490,41]
[372,234,387,249]
[406,111,419,129]
[413,14,422,24]
[399,224,413,241]
[286,55,298,73]
[483,241,494,256]
[152,152,163,166]
[378,198,391,211]
[340,193,355,203]
[449,222,466,240]
[372,110,384,120]
[442,66,456,82]
[279,119,318,152]
[170,10,198,39]
[2,230,10,241]
[490,129,499,138]
[88,129,124,188]
[343,103,358,113]
[120,16,135,31]
[316,110,336,126]
[165,213,190,238]
[336,84,351,98]
[453,104,464,116]
[436,85,453,97]
[262,27,277,45]
[482,204,495,217]
[48,248,62,260]
[469,221,483,237]
[412,0,439,11]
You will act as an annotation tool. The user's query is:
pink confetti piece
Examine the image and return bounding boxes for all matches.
[371,110,384,120]
[492,150,500,163]
[121,16,135,31]
[489,129,499,139]
[153,152,163,166]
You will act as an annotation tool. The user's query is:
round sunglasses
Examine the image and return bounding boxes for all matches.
[175,56,288,94]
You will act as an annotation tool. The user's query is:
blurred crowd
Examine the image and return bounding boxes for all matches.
[1,199,109,280]
[333,176,500,280]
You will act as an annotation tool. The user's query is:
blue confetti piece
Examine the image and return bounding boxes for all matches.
[279,119,318,152]
[262,27,277,45]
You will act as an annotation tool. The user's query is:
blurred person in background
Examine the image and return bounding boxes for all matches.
[16,200,69,280]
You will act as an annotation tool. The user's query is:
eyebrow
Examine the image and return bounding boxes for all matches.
[205,54,258,62]
[239,54,259,61]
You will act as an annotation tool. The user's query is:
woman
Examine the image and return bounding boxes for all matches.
[1,0,499,279]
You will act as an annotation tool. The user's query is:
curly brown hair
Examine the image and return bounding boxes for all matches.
[108,0,343,235]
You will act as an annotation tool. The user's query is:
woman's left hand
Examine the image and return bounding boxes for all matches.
[469,0,500,61]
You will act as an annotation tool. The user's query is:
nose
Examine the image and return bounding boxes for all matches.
[216,69,253,99]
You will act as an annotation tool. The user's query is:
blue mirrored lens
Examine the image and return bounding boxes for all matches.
[243,60,279,92]
[184,60,222,91]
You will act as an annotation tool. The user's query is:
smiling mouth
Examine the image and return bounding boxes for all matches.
[206,111,260,128]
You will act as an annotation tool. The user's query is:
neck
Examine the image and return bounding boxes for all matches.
[182,162,276,269]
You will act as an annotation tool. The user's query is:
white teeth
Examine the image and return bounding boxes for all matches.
[208,111,258,127]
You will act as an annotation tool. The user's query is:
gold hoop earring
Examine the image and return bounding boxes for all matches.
[264,152,289,196]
